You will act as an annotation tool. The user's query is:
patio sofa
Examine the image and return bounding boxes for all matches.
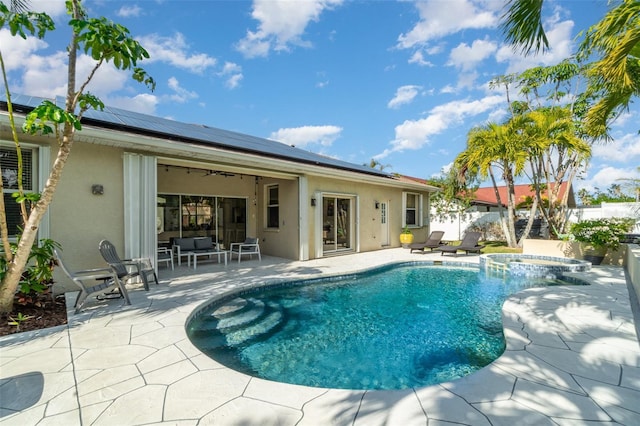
[172,237,219,266]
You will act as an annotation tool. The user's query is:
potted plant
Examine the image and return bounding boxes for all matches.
[400,225,414,247]
[569,217,635,265]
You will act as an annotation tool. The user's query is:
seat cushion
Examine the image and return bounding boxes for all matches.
[195,237,214,250]
[176,238,196,250]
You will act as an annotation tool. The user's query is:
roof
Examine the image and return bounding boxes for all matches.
[2,94,391,179]
[471,182,576,208]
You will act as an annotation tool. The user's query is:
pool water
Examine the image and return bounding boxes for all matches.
[187,264,577,390]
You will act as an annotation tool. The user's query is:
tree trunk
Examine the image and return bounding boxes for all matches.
[489,169,514,247]
[0,130,74,313]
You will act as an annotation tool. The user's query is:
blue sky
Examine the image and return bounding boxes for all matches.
[4,0,639,195]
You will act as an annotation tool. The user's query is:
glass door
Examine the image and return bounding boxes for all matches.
[380,201,389,246]
[322,196,353,253]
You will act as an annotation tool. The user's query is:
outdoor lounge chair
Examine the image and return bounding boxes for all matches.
[409,230,445,253]
[99,240,158,291]
[230,237,261,263]
[157,247,174,270]
[439,231,483,256]
[54,248,131,313]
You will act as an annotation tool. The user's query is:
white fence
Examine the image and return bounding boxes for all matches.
[430,202,640,241]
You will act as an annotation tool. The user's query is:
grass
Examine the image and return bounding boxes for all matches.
[480,241,523,254]
[441,240,522,254]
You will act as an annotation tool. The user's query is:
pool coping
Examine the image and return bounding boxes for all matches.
[1,249,639,425]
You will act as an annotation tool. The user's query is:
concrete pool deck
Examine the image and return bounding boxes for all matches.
[1,248,639,425]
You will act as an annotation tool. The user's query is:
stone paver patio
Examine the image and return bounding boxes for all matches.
[1,248,639,425]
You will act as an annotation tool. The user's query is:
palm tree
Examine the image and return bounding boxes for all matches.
[616,166,640,201]
[8,0,29,12]
[363,158,391,171]
[580,0,640,136]
[523,106,591,236]
[501,0,548,54]
[455,120,531,247]
[500,0,640,135]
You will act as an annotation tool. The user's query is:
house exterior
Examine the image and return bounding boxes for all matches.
[469,182,577,212]
[1,94,437,290]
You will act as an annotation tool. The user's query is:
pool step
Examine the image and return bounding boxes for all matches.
[215,298,266,330]
[189,298,265,334]
[224,302,284,346]
[190,298,286,349]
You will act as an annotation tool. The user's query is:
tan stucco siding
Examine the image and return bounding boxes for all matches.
[49,141,125,291]
[257,178,299,260]
[306,176,431,258]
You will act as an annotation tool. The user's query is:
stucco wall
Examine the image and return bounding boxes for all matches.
[258,178,299,260]
[306,176,431,259]
[627,244,640,311]
[522,238,628,266]
[50,142,125,293]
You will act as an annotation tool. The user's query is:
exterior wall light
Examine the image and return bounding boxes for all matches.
[311,197,317,207]
[92,184,104,195]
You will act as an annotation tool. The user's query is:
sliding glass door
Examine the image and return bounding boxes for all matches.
[322,196,353,253]
[157,194,246,249]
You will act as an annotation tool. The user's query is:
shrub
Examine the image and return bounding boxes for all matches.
[569,218,635,251]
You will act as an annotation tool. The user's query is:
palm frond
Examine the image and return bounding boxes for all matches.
[500,0,549,55]
[9,0,30,13]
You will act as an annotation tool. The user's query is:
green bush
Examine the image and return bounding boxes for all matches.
[569,218,635,251]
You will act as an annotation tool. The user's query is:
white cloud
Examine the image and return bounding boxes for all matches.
[388,85,422,109]
[217,62,244,89]
[2,26,155,105]
[591,133,640,163]
[30,0,67,18]
[440,85,456,94]
[236,0,344,58]
[0,29,49,74]
[166,77,198,103]
[408,51,434,67]
[117,5,143,18]
[580,166,640,194]
[379,95,504,157]
[105,93,159,115]
[447,38,497,71]
[397,0,499,49]
[138,33,217,73]
[225,74,244,89]
[269,125,343,148]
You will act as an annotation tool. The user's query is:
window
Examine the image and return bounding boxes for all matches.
[266,185,279,228]
[403,192,422,227]
[1,146,35,237]
[157,194,247,246]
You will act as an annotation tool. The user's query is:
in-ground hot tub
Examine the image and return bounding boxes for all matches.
[480,253,591,278]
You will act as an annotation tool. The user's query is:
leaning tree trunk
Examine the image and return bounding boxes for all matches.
[489,168,514,247]
[0,131,74,313]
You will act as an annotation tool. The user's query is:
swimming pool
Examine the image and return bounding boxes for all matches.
[187,263,583,390]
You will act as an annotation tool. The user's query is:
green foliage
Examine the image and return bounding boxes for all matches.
[22,100,82,135]
[0,238,61,299]
[7,312,33,331]
[401,225,412,235]
[569,217,635,250]
[0,2,55,39]
[577,184,636,205]
[501,0,548,55]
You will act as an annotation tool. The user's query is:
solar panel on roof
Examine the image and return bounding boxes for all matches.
[2,93,390,177]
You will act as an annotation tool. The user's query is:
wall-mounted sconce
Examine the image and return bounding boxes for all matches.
[91,184,104,195]
[375,201,380,209]
[311,197,317,207]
